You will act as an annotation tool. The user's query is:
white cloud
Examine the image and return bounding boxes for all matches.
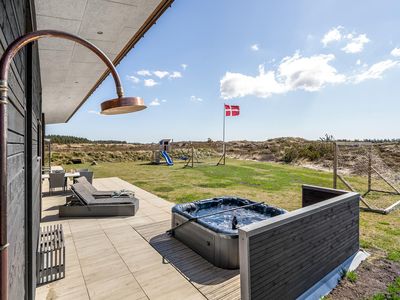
[161,99,167,102]
[321,27,370,54]
[321,26,343,47]
[356,59,361,65]
[137,69,152,76]
[353,60,399,83]
[126,75,140,84]
[220,52,345,99]
[341,34,370,53]
[220,66,286,99]
[181,64,188,70]
[278,52,346,91]
[144,79,158,87]
[169,71,182,79]
[153,70,169,79]
[149,98,161,106]
[190,95,203,102]
[390,47,400,57]
[88,110,103,116]
[251,44,259,51]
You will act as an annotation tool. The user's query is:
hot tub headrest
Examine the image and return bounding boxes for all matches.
[172,202,197,214]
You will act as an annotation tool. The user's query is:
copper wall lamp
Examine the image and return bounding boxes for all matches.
[0,29,147,300]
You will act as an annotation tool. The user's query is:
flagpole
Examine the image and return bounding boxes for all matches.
[223,103,226,161]
[217,104,226,166]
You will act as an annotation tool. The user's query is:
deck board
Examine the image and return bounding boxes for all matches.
[36,177,240,300]
[134,220,240,300]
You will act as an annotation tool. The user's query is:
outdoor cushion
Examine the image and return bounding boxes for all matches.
[75,176,134,198]
[71,183,136,205]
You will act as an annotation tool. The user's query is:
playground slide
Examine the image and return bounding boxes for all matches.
[161,151,174,166]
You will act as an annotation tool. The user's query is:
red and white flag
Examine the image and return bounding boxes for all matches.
[225,104,240,117]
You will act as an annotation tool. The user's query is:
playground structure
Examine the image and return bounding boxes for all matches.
[152,139,174,166]
[184,144,201,168]
[333,141,400,214]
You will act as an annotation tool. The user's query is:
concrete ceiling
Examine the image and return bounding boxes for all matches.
[35,0,172,124]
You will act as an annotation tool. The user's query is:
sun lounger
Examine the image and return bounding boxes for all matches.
[74,176,134,198]
[59,182,139,217]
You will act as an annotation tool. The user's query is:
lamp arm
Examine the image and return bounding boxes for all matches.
[0,29,124,100]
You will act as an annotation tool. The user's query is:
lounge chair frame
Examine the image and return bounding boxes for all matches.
[59,184,139,217]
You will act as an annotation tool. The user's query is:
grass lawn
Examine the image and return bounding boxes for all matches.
[65,158,400,257]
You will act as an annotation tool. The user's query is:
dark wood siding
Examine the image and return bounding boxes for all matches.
[1,0,42,299]
[239,189,360,300]
[302,184,347,207]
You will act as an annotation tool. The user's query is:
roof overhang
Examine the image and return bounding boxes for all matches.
[34,0,173,124]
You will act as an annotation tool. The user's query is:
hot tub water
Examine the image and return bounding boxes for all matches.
[192,203,275,233]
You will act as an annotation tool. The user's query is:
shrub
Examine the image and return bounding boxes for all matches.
[282,148,299,163]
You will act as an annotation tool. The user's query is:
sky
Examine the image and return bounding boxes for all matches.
[47,0,400,143]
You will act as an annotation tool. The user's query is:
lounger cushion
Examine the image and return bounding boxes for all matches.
[75,176,134,198]
[72,183,136,205]
[75,177,98,193]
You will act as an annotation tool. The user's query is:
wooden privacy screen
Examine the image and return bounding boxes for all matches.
[239,185,360,300]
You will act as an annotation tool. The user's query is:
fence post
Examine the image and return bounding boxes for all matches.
[333,142,338,189]
[368,145,372,192]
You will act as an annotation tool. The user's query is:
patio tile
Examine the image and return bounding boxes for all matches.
[37,177,229,300]
[80,256,130,285]
[86,274,147,300]
[125,216,154,228]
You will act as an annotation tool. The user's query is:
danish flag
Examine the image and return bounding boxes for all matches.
[225,104,240,116]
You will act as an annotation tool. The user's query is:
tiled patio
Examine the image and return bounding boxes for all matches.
[36,177,240,300]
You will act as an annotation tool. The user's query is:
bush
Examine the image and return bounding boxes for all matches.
[282,148,299,163]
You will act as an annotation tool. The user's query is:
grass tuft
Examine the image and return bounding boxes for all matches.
[387,251,400,262]
[370,277,400,300]
[344,271,358,283]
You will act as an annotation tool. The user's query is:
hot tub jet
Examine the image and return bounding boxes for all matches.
[231,215,238,230]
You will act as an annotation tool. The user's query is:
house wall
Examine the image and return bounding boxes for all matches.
[0,0,42,299]
[239,187,360,300]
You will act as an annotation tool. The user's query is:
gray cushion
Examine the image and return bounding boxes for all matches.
[75,176,133,198]
[71,183,136,205]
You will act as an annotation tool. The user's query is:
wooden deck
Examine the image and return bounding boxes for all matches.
[36,177,240,300]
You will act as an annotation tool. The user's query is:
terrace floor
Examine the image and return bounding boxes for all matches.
[36,177,240,300]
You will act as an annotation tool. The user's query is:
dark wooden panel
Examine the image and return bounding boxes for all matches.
[7,96,25,135]
[243,191,360,300]
[302,185,347,207]
[2,0,25,77]
[7,129,24,144]
[27,33,43,299]
[250,202,354,247]
[7,163,25,300]
[1,1,42,299]
[7,143,24,156]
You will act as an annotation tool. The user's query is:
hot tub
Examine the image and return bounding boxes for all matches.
[171,197,286,269]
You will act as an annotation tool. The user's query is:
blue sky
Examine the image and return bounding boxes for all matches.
[47,0,400,143]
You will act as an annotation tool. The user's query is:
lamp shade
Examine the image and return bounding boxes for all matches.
[100,97,146,115]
